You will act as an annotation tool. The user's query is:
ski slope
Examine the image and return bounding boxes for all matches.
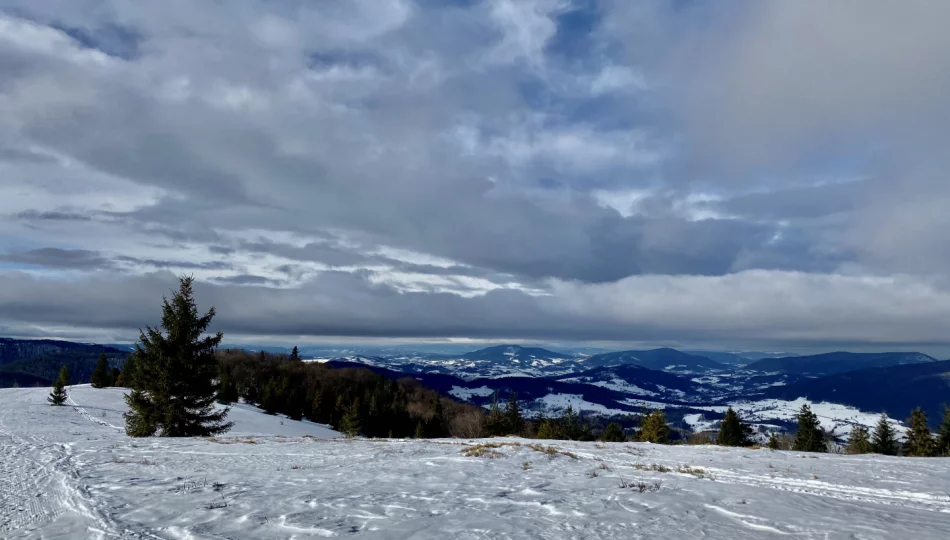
[1,386,949,539]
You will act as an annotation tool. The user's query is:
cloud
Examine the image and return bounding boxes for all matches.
[1,270,949,352]
[0,1,948,349]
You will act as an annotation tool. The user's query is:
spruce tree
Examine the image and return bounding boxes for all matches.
[845,425,872,454]
[767,432,780,450]
[793,404,825,452]
[870,413,898,456]
[290,346,301,361]
[504,392,524,436]
[938,405,950,456]
[340,399,361,438]
[484,392,506,436]
[261,378,285,414]
[414,421,424,439]
[117,352,139,388]
[638,410,670,444]
[601,422,625,442]
[718,407,753,447]
[47,365,69,406]
[124,276,232,437]
[109,368,120,387]
[536,418,557,439]
[91,353,109,388]
[217,368,239,404]
[904,408,935,457]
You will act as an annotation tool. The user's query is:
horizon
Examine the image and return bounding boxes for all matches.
[4,334,950,360]
[3,2,950,353]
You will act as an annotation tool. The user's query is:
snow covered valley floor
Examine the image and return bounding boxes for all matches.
[2,386,949,539]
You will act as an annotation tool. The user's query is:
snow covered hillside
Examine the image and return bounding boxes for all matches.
[2,386,950,539]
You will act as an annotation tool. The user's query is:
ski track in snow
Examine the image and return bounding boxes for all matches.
[1,385,949,539]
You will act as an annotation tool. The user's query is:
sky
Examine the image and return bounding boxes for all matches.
[2,1,950,355]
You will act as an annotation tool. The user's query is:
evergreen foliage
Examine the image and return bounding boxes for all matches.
[845,425,872,454]
[216,349,483,438]
[601,422,625,442]
[116,352,138,388]
[414,421,424,439]
[47,365,69,406]
[938,405,950,456]
[290,346,300,362]
[504,392,524,436]
[638,410,670,444]
[340,399,361,437]
[216,366,239,404]
[124,276,233,437]
[533,406,591,441]
[717,407,753,446]
[904,408,935,457]
[484,392,507,436]
[767,432,780,450]
[109,368,120,386]
[871,413,899,456]
[91,354,110,388]
[793,404,825,452]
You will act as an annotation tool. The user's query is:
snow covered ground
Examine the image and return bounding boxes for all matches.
[2,386,949,539]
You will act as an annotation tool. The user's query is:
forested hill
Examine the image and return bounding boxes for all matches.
[0,338,128,387]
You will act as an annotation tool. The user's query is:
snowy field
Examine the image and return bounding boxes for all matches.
[2,386,949,539]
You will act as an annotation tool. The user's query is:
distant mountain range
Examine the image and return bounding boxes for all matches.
[745,351,937,376]
[3,337,947,430]
[583,348,725,373]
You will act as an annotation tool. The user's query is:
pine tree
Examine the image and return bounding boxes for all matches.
[536,418,557,440]
[414,421,424,439]
[261,378,285,414]
[484,392,506,436]
[638,410,670,444]
[340,399,361,438]
[938,405,950,456]
[504,392,524,436]
[601,422,625,442]
[109,368,120,387]
[904,408,935,457]
[845,425,872,454]
[91,354,109,388]
[793,404,825,452]
[47,365,69,406]
[767,432,780,450]
[217,369,239,404]
[871,413,898,456]
[290,346,301,361]
[117,352,139,388]
[718,407,753,446]
[124,276,233,437]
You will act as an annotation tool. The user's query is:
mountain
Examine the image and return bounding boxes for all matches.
[583,348,725,373]
[745,351,937,376]
[0,338,124,366]
[685,351,800,366]
[0,338,128,387]
[762,360,950,427]
[551,363,703,398]
[461,345,573,364]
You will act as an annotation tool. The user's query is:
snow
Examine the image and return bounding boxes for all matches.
[717,398,908,438]
[530,393,630,417]
[448,386,496,400]
[3,386,950,539]
[560,377,659,397]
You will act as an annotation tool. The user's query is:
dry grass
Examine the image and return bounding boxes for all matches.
[526,443,578,459]
[462,443,505,458]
